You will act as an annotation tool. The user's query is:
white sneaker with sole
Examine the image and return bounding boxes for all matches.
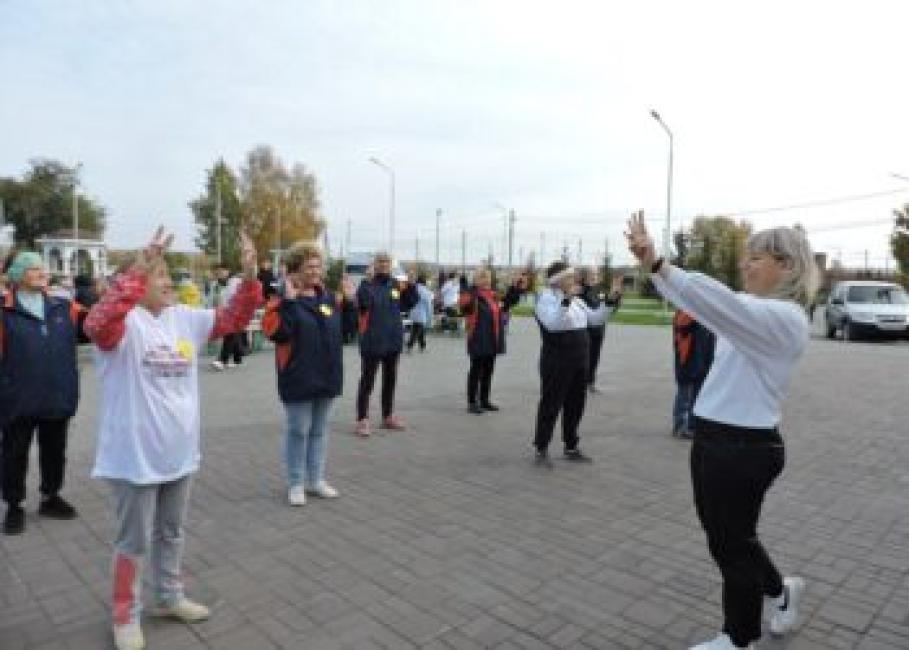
[690,633,753,649]
[769,576,805,636]
[151,597,210,623]
[306,482,339,499]
[210,360,225,371]
[288,485,306,506]
[113,623,145,650]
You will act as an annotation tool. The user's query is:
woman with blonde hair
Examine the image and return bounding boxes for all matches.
[626,212,816,650]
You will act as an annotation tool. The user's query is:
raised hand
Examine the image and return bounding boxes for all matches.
[239,231,257,280]
[283,276,301,300]
[136,225,174,271]
[625,210,656,267]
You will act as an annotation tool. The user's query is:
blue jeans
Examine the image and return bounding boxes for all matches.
[284,398,334,488]
[673,379,703,434]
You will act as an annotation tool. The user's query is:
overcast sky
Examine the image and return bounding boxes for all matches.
[2,1,908,268]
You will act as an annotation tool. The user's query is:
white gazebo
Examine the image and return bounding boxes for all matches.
[36,229,108,278]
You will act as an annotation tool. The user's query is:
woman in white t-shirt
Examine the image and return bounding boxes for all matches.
[626,212,817,650]
[84,227,262,650]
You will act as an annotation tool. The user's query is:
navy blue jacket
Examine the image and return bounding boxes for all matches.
[263,291,343,403]
[356,275,418,358]
[673,311,716,383]
[0,292,83,426]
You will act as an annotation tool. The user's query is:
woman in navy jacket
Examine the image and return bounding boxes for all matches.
[354,252,418,436]
[458,267,523,414]
[263,243,356,506]
[0,251,85,535]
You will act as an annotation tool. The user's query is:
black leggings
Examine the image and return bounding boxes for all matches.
[2,417,70,506]
[533,351,588,452]
[357,353,400,420]
[587,326,604,385]
[407,323,426,351]
[219,333,243,364]
[691,417,785,646]
[467,355,495,405]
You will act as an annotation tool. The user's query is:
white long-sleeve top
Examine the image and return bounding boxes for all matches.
[535,287,608,332]
[652,266,809,428]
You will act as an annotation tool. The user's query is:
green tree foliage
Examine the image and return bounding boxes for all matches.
[0,159,106,247]
[891,204,909,286]
[685,216,753,290]
[189,159,243,270]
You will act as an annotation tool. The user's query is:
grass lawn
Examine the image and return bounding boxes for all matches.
[510,296,672,326]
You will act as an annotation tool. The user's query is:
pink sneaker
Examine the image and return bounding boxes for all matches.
[355,419,371,437]
[382,415,407,431]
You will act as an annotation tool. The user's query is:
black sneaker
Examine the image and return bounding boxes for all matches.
[534,449,554,468]
[38,495,77,520]
[480,402,500,412]
[4,505,25,535]
[467,403,484,415]
[564,449,593,463]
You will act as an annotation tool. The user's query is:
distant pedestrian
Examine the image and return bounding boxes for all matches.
[406,274,433,352]
[672,309,715,439]
[354,252,419,436]
[459,267,522,413]
[627,211,815,650]
[577,268,623,392]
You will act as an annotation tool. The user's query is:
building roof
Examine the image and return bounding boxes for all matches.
[36,229,105,243]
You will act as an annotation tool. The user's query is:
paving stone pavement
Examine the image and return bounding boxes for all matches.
[1,318,908,650]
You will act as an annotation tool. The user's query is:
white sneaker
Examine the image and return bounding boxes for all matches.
[210,360,225,371]
[113,623,145,650]
[151,597,210,623]
[306,482,339,499]
[288,485,306,506]
[769,576,805,636]
[690,633,753,649]
[226,361,238,369]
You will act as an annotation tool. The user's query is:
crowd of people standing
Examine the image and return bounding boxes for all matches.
[0,211,817,650]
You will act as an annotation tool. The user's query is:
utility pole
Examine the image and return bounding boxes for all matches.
[540,231,546,264]
[215,181,223,264]
[461,229,466,274]
[507,209,516,269]
[415,233,420,262]
[435,208,441,272]
[577,237,583,265]
[345,219,352,260]
[864,249,869,273]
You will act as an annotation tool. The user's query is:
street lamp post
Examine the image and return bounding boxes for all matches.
[369,157,395,257]
[72,162,83,275]
[650,110,673,265]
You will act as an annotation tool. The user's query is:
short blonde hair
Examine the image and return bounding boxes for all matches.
[284,241,322,273]
[746,227,818,307]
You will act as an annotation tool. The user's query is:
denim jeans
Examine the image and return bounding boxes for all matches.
[284,398,334,488]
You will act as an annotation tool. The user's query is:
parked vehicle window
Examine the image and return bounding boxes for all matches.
[846,286,909,304]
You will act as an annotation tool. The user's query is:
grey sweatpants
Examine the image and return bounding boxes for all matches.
[108,475,192,626]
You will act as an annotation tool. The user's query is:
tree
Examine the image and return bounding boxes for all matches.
[190,159,243,270]
[0,159,106,247]
[685,216,753,289]
[239,145,324,261]
[672,228,689,267]
[891,204,909,286]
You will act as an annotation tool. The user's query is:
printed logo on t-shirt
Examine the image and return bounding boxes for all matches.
[142,343,192,378]
[175,338,195,361]
[319,303,333,317]
[390,289,400,300]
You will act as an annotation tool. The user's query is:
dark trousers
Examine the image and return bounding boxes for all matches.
[219,333,243,365]
[2,417,70,506]
[691,417,785,647]
[407,323,427,351]
[467,355,495,405]
[534,351,588,452]
[357,353,400,420]
[587,326,605,385]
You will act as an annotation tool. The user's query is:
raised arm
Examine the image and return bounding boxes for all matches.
[83,269,148,351]
[209,231,262,339]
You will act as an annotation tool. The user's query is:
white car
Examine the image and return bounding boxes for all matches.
[825,281,909,341]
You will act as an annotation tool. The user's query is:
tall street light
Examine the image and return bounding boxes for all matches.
[72,161,83,274]
[369,157,395,258]
[650,110,673,265]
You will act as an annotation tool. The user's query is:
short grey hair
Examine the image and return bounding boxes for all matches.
[746,227,819,307]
